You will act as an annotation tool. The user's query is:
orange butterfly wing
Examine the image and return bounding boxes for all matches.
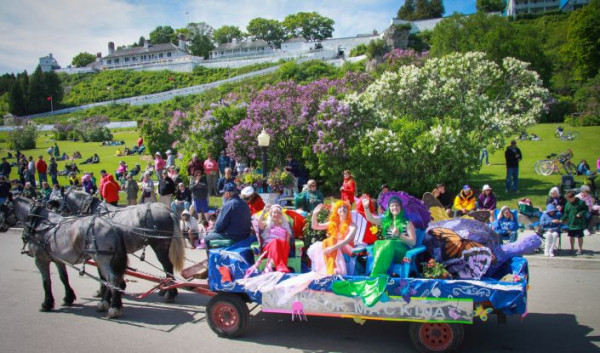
[429,228,489,260]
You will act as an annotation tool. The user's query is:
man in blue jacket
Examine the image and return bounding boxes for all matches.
[205,183,251,247]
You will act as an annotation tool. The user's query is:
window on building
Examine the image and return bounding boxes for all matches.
[132,56,137,61]
[114,58,119,64]
[124,57,129,62]
[167,52,172,57]
[159,53,163,58]
[107,59,112,64]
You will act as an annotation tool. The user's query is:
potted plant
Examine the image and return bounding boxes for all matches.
[422,259,452,279]
[267,170,294,193]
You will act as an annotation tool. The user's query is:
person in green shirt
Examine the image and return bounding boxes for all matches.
[562,190,588,255]
[39,181,52,201]
[294,179,324,215]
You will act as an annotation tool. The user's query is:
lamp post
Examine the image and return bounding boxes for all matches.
[257,129,270,193]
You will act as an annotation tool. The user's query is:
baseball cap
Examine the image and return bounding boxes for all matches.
[223,183,237,192]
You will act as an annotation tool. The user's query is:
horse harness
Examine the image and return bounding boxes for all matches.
[21,202,116,261]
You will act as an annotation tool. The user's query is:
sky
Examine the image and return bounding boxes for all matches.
[0,0,476,75]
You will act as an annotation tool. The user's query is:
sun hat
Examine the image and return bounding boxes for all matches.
[241,186,254,198]
[482,184,492,191]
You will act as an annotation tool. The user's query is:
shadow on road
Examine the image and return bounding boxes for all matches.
[231,312,600,353]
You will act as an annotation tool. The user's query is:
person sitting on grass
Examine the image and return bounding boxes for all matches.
[68,172,80,187]
[493,206,519,243]
[22,182,37,199]
[115,161,128,181]
[576,160,592,176]
[477,184,497,221]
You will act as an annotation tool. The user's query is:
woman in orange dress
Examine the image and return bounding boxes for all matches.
[307,201,357,275]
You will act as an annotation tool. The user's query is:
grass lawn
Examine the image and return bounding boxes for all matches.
[0,130,222,207]
[469,123,599,210]
[1,123,598,209]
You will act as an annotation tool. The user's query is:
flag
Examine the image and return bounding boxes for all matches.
[46,96,52,101]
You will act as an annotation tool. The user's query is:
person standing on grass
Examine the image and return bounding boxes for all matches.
[154,152,166,183]
[48,158,58,186]
[124,174,139,206]
[504,140,522,192]
[101,174,120,206]
[158,170,175,207]
[204,152,219,197]
[562,191,588,255]
[27,156,36,188]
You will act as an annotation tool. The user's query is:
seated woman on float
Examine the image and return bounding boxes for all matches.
[308,201,357,276]
[361,196,416,276]
[257,204,293,273]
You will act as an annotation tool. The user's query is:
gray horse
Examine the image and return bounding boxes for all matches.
[62,190,186,302]
[2,196,129,318]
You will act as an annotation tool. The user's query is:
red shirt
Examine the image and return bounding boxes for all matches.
[101,175,121,203]
[137,137,144,147]
[35,160,48,173]
[204,158,218,174]
[247,195,265,215]
[341,177,356,205]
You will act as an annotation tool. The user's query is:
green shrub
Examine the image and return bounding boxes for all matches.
[8,122,38,150]
[75,116,113,142]
[349,44,367,57]
[366,39,387,60]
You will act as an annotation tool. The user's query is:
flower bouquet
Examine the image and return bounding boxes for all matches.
[422,259,452,279]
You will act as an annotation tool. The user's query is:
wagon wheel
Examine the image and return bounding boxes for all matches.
[206,293,249,338]
[409,322,464,353]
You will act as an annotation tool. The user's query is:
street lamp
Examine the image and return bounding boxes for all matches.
[257,129,270,193]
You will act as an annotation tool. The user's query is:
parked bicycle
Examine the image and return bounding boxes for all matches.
[534,149,577,176]
[554,126,580,141]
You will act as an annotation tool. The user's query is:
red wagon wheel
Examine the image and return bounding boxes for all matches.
[206,293,249,338]
[409,322,464,353]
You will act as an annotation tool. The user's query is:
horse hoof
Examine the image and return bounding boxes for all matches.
[40,302,54,312]
[107,308,122,319]
[164,295,175,304]
[96,301,109,312]
[62,294,76,306]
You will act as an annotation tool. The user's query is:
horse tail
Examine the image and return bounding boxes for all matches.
[111,228,128,278]
[168,213,185,273]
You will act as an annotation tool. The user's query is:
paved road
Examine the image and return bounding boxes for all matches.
[1,228,599,353]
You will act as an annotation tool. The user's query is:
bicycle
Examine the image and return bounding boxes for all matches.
[554,126,580,141]
[534,150,577,176]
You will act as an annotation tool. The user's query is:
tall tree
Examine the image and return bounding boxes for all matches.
[71,52,96,67]
[430,0,445,17]
[564,0,600,81]
[213,25,244,44]
[283,12,335,41]
[44,70,63,103]
[149,25,177,44]
[476,0,506,13]
[186,22,215,59]
[8,82,26,116]
[397,0,416,20]
[27,66,47,114]
[247,18,286,48]
[137,36,146,46]
[415,0,432,19]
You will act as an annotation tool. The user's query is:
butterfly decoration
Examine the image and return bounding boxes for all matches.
[398,279,417,304]
[475,304,493,322]
[429,228,497,263]
[444,247,493,280]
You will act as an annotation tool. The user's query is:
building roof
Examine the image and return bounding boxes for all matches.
[104,43,185,59]
[213,39,270,51]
